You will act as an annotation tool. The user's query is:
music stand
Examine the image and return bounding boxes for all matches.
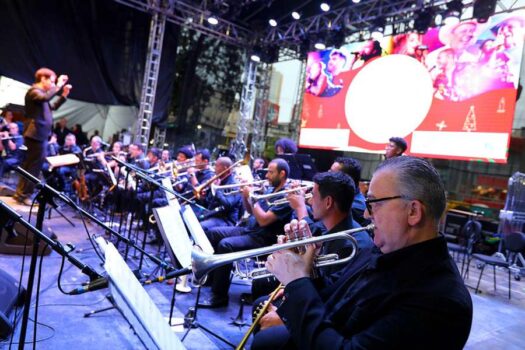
[97,238,185,350]
[279,153,317,181]
[161,177,181,210]
[153,205,234,347]
[180,205,214,255]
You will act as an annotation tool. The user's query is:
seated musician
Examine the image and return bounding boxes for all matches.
[161,149,171,163]
[252,157,265,180]
[199,156,242,231]
[105,141,124,178]
[252,171,373,301]
[55,133,81,189]
[198,158,293,308]
[330,156,368,226]
[175,146,194,163]
[0,122,25,178]
[183,149,214,203]
[128,143,150,170]
[83,136,107,196]
[253,156,473,350]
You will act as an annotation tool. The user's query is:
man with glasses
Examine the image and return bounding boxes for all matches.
[256,156,472,349]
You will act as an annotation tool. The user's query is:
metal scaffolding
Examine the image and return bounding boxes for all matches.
[134,0,167,149]
[250,62,272,161]
[230,59,257,162]
[289,59,307,143]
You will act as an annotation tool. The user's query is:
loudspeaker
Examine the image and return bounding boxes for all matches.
[0,222,52,256]
[0,269,26,339]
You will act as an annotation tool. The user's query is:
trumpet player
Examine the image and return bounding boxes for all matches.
[253,156,472,350]
[198,158,293,308]
[252,171,374,301]
[199,156,242,231]
[0,123,25,178]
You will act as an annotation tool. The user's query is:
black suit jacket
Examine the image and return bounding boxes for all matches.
[24,85,66,142]
[277,237,473,350]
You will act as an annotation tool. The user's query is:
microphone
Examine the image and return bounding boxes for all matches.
[350,51,360,55]
[143,267,192,284]
[69,277,108,295]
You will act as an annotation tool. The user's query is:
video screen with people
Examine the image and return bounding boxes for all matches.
[299,11,525,163]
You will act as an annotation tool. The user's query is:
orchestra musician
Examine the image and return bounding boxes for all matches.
[175,145,194,163]
[83,136,107,197]
[254,156,472,349]
[199,156,243,231]
[181,148,214,203]
[127,143,150,170]
[0,122,25,178]
[251,171,374,302]
[198,158,293,308]
[161,149,171,163]
[55,133,81,190]
[14,67,71,206]
[329,156,368,226]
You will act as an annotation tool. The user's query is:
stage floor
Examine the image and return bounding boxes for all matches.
[0,195,524,349]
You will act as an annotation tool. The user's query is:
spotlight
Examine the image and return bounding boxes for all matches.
[207,16,218,25]
[292,11,301,20]
[250,54,261,62]
[352,0,361,3]
[473,0,497,23]
[320,3,330,12]
[269,19,277,27]
[444,0,463,26]
[314,42,326,50]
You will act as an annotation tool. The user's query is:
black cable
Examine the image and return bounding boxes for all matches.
[77,207,105,263]
[0,317,55,345]
[56,253,69,295]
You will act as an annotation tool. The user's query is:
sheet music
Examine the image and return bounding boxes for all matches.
[181,205,214,254]
[161,177,181,210]
[153,206,192,267]
[100,239,185,350]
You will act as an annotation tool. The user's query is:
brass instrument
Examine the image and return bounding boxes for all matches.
[236,284,283,350]
[191,224,374,285]
[210,180,267,196]
[190,159,243,200]
[249,253,339,280]
[250,183,314,207]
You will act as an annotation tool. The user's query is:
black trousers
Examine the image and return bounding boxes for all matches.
[205,226,269,298]
[15,138,46,200]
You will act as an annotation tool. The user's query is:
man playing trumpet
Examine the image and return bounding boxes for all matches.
[254,156,473,349]
[199,158,293,308]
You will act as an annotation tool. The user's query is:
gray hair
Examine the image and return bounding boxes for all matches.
[375,156,446,222]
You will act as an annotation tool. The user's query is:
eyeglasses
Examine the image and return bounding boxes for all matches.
[365,195,409,216]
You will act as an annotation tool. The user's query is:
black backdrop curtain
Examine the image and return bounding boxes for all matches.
[0,0,178,124]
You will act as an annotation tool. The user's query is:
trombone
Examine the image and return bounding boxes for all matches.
[210,180,267,196]
[191,224,374,285]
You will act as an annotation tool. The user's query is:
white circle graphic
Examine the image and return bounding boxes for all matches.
[345,54,433,144]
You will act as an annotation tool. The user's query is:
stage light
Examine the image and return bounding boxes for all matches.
[269,19,277,27]
[207,16,218,25]
[473,0,497,23]
[320,3,330,12]
[292,11,301,20]
[352,0,361,3]
[250,54,261,62]
[444,0,462,26]
[314,42,326,50]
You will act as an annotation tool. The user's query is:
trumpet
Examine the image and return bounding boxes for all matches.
[191,224,374,285]
[250,183,313,207]
[210,180,267,196]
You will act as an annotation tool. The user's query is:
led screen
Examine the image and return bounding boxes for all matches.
[299,12,525,163]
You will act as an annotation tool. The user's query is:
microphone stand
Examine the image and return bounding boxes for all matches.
[0,201,103,349]
[14,166,173,272]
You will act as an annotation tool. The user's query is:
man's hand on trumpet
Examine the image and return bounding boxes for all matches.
[266,220,318,286]
[259,303,283,330]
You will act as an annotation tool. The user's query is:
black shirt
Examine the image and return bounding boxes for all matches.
[278,236,473,350]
